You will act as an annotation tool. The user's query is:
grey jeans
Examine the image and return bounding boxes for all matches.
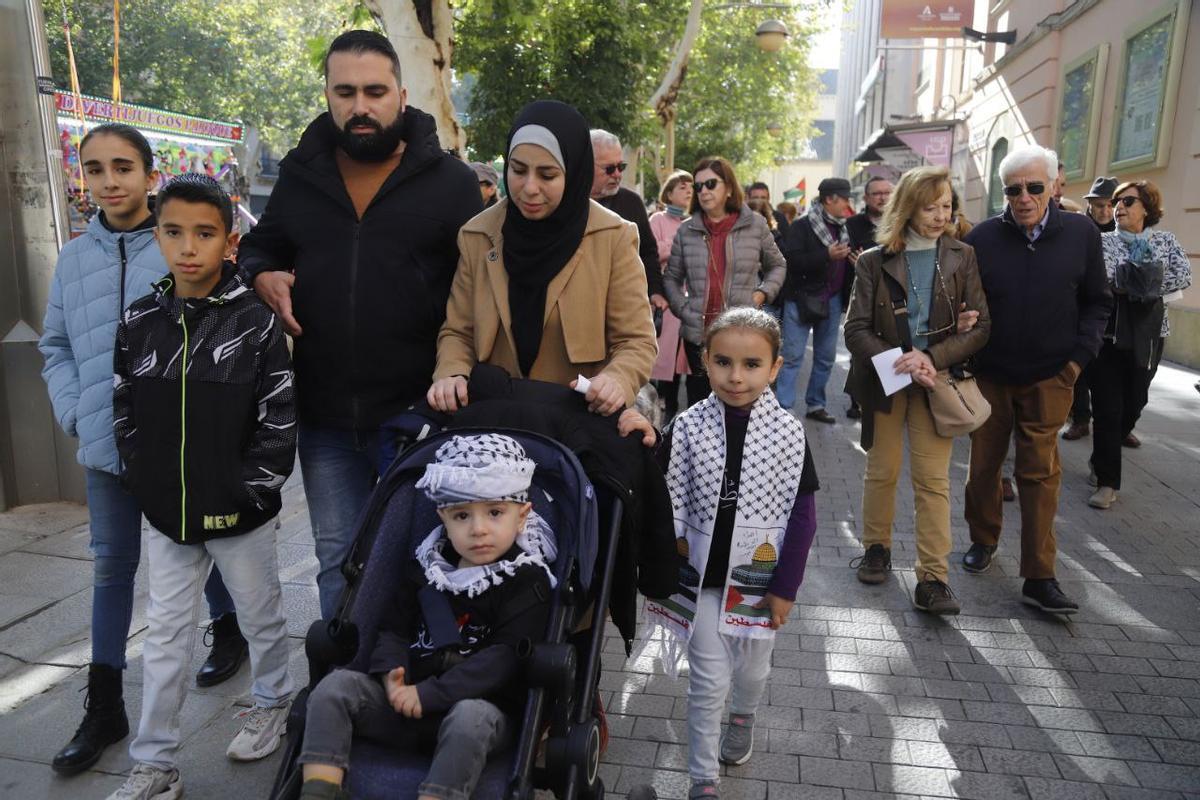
[299,669,513,800]
[130,521,293,768]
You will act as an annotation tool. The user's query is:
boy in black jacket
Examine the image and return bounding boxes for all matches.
[297,434,554,800]
[108,175,296,800]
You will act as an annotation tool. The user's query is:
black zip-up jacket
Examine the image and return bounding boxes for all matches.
[963,202,1112,385]
[845,211,879,253]
[114,266,297,544]
[238,108,482,430]
[367,546,551,718]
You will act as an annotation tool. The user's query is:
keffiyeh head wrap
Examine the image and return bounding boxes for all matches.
[416,434,536,508]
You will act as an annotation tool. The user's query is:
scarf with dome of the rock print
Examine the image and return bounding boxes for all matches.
[643,387,806,670]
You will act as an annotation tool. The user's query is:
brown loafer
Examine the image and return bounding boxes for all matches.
[1122,433,1141,448]
[1062,422,1089,440]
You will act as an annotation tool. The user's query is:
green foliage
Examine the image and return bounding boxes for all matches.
[455,0,823,189]
[43,0,375,154]
[455,0,678,162]
[672,6,819,181]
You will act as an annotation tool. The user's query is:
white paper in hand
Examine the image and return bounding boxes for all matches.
[574,374,592,395]
[871,347,912,396]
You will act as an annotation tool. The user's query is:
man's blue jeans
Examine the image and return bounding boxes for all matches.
[86,469,235,669]
[297,424,381,620]
[775,292,843,412]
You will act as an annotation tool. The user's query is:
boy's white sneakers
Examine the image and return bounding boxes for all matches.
[106,762,183,800]
[226,701,289,761]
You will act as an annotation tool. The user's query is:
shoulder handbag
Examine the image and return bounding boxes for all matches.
[798,289,829,323]
[883,270,990,437]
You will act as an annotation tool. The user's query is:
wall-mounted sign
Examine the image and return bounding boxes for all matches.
[895,128,953,167]
[1109,0,1189,171]
[880,1,974,39]
[55,91,243,143]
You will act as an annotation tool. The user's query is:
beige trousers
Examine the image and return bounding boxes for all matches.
[861,386,955,582]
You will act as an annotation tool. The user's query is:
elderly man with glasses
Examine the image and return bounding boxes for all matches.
[959,144,1111,614]
[589,128,667,310]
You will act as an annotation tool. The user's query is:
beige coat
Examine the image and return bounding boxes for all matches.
[434,199,658,407]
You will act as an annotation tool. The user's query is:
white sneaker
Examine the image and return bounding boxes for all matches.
[226,701,289,761]
[106,762,183,800]
[1088,486,1117,509]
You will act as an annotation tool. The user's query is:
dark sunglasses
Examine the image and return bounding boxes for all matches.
[1003,181,1046,197]
[601,162,628,176]
[1117,195,1140,208]
[694,178,722,192]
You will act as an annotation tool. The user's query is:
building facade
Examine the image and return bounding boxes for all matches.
[836,0,1200,367]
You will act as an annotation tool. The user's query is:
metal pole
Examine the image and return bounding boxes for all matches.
[25,0,68,250]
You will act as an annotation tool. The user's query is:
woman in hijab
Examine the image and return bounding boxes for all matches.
[428,100,657,416]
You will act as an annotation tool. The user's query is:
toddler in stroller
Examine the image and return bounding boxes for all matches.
[295,433,556,800]
[273,395,615,800]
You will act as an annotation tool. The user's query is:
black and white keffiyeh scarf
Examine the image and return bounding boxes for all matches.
[416,434,536,508]
[806,200,849,249]
[643,388,806,674]
[415,510,558,598]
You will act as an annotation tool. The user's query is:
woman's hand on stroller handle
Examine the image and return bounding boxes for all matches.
[572,372,625,416]
[428,376,470,413]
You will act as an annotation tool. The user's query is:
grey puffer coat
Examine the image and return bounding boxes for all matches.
[663,205,787,345]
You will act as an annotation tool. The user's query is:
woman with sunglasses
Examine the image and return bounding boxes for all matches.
[844,165,990,614]
[1086,180,1192,509]
[663,156,787,406]
[428,100,657,417]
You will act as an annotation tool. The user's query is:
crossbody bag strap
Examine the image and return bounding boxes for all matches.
[882,271,913,353]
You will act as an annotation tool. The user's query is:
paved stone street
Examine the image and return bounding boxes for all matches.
[3,348,1200,799]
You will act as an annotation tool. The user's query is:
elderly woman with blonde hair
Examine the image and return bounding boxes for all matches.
[844,165,990,615]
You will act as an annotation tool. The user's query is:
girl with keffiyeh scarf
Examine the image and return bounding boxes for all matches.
[632,308,819,800]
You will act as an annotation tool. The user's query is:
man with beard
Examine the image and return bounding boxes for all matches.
[589,129,667,310]
[239,30,481,618]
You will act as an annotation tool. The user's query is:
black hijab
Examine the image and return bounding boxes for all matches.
[501,100,594,375]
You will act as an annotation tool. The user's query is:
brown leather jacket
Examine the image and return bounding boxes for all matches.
[844,235,990,450]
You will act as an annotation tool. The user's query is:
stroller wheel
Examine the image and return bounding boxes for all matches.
[545,717,602,797]
[571,717,602,795]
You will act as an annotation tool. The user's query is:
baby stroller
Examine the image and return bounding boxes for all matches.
[271,379,630,799]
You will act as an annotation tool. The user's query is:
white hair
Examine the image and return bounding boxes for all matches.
[998,144,1058,185]
[589,128,622,152]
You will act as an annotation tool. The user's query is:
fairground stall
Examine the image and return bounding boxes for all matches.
[55,90,246,237]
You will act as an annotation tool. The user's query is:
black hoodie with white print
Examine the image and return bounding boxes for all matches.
[114,264,296,544]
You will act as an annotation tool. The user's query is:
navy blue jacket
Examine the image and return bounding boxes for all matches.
[963,203,1111,385]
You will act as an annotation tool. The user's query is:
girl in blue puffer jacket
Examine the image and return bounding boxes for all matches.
[38,123,241,776]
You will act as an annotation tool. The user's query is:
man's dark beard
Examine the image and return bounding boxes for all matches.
[332,110,405,162]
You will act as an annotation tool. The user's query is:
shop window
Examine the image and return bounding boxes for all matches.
[987,138,1008,217]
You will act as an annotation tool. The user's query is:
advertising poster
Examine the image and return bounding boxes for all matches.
[1113,14,1173,165]
[1057,56,1098,177]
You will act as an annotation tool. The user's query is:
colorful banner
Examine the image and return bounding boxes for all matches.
[55,90,243,143]
[880,1,974,39]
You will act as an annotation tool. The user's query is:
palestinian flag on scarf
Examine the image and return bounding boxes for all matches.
[783,177,806,203]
